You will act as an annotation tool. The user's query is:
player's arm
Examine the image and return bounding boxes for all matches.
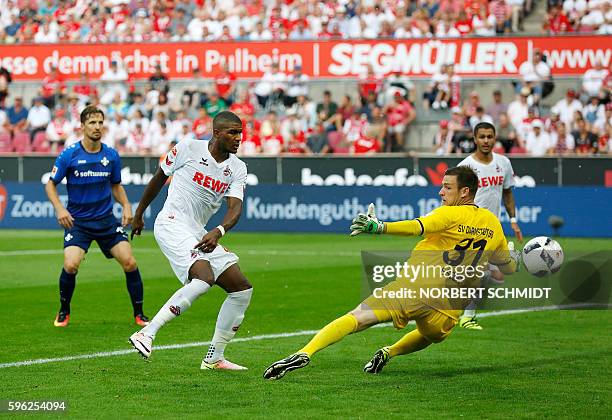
[502,188,523,242]
[45,180,74,229]
[350,204,451,236]
[195,197,243,253]
[490,240,520,275]
[111,183,133,227]
[131,167,169,238]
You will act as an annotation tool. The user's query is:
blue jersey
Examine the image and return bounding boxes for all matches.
[50,142,122,220]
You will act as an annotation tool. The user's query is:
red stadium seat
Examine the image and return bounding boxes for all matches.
[510,146,527,154]
[0,132,12,152]
[32,131,50,153]
[327,131,349,154]
[12,132,32,153]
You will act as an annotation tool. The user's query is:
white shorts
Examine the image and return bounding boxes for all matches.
[154,216,239,285]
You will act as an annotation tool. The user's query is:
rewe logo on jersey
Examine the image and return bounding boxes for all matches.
[192,172,229,194]
[0,184,7,222]
[479,176,504,187]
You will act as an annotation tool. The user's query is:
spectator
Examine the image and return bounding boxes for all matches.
[0,65,12,107]
[107,92,129,119]
[260,111,284,155]
[6,96,28,133]
[34,19,58,43]
[100,60,128,105]
[518,48,552,102]
[289,94,316,130]
[40,66,65,109]
[449,106,474,153]
[128,109,150,135]
[433,119,454,155]
[107,112,130,152]
[525,119,553,156]
[148,64,169,95]
[507,0,526,31]
[316,90,338,128]
[489,0,512,33]
[507,88,531,136]
[486,90,508,124]
[469,106,494,129]
[280,108,303,141]
[306,120,331,154]
[204,92,228,118]
[214,62,237,105]
[550,122,575,155]
[72,72,97,106]
[584,96,605,126]
[289,20,313,39]
[553,89,584,130]
[582,60,609,99]
[351,131,380,155]
[571,118,598,154]
[45,108,72,153]
[192,108,212,139]
[229,90,255,124]
[463,91,483,120]
[496,112,520,153]
[254,62,286,109]
[423,64,448,110]
[383,92,416,152]
[175,122,196,144]
[454,10,474,35]
[285,65,309,107]
[384,71,416,106]
[27,97,51,142]
[358,64,383,106]
[126,122,148,154]
[286,131,311,154]
[472,6,497,36]
[543,4,573,34]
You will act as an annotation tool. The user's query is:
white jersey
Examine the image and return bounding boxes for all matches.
[158,138,247,229]
[458,153,515,217]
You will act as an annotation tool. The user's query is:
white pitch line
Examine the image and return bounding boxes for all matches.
[0,304,605,369]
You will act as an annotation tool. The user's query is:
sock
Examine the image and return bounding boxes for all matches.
[388,330,432,357]
[463,301,477,318]
[298,314,358,357]
[59,269,76,314]
[125,269,144,316]
[204,288,253,363]
[141,279,210,339]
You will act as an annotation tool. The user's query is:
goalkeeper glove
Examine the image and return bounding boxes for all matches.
[508,241,521,272]
[350,203,385,236]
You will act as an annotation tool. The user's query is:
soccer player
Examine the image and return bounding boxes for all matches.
[263,166,519,379]
[457,121,523,330]
[128,111,252,371]
[45,106,148,327]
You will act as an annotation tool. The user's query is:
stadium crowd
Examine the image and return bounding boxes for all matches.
[543,0,612,34]
[0,0,538,45]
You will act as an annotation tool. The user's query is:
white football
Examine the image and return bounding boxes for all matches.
[522,236,564,277]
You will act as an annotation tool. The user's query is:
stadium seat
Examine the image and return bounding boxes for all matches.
[32,131,50,153]
[0,132,12,152]
[328,132,349,154]
[12,132,32,153]
[510,146,527,154]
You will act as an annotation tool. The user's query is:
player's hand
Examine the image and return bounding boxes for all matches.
[122,205,133,227]
[511,221,523,243]
[195,229,222,253]
[350,203,384,236]
[56,208,74,229]
[130,214,144,240]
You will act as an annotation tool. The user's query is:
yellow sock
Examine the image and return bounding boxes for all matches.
[299,314,358,357]
[388,329,431,357]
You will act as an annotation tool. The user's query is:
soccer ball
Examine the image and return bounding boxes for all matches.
[522,236,564,277]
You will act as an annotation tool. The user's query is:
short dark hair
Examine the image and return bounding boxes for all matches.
[444,166,478,198]
[473,121,496,137]
[213,110,242,129]
[80,106,104,123]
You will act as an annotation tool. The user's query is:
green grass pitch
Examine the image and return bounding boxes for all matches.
[0,230,610,418]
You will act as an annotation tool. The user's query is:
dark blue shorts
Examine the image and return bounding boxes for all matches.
[63,215,128,259]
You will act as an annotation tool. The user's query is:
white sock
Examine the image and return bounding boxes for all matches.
[204,288,253,363]
[463,300,477,318]
[142,279,211,339]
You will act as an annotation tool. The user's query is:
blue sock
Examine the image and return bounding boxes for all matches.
[59,269,76,314]
[125,269,144,316]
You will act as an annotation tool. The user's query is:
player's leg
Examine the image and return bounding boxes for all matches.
[201,263,252,370]
[108,241,148,326]
[365,310,457,374]
[460,264,504,330]
[54,246,86,326]
[263,301,390,380]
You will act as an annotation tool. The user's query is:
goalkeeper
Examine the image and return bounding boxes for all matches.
[264,166,519,380]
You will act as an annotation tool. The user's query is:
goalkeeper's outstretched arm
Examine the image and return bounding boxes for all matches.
[350,203,449,237]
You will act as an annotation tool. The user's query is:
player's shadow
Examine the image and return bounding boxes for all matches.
[384,348,611,378]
